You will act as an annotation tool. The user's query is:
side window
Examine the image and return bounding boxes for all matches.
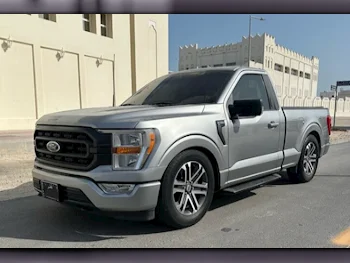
[262,74,279,110]
[230,74,271,110]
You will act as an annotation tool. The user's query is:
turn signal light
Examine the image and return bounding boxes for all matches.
[113,146,141,154]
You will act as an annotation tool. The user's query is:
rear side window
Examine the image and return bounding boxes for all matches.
[262,74,279,110]
[230,74,271,110]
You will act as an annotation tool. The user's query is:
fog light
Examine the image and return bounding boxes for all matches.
[98,183,135,195]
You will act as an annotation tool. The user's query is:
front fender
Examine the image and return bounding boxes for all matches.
[157,134,226,171]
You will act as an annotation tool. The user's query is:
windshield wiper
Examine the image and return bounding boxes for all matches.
[122,102,176,107]
[147,102,175,107]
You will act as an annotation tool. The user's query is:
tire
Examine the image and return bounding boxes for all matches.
[155,150,215,229]
[287,134,320,184]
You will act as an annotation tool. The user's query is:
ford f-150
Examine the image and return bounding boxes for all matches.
[32,67,332,228]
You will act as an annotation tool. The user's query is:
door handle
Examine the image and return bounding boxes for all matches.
[268,121,279,129]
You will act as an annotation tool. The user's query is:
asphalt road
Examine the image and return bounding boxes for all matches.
[0,143,350,248]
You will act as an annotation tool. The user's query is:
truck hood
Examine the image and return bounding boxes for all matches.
[36,105,205,129]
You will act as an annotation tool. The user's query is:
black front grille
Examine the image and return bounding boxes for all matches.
[34,125,112,171]
[61,186,94,208]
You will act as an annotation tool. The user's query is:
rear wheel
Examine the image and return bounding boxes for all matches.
[287,134,320,183]
[155,150,215,229]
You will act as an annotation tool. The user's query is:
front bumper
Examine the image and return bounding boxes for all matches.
[32,166,161,221]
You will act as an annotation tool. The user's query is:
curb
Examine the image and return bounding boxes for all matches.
[0,130,34,154]
[330,140,350,145]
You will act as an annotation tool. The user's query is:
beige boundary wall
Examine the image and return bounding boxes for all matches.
[277,96,350,117]
[0,14,168,131]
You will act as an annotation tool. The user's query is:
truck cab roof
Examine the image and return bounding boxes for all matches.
[169,66,267,75]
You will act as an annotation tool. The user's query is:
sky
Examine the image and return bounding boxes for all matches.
[168,14,350,95]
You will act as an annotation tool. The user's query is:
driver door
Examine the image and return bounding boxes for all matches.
[225,73,282,184]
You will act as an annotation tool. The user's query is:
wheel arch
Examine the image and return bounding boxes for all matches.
[157,135,225,191]
[308,130,321,155]
[297,122,322,153]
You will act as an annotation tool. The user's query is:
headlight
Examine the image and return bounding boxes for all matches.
[111,129,156,170]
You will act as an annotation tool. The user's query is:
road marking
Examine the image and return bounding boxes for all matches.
[332,227,350,246]
[255,210,275,218]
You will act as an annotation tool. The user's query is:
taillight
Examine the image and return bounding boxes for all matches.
[326,115,332,135]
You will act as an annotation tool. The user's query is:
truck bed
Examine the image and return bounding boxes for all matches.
[280,106,330,169]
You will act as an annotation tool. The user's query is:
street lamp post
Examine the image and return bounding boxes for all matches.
[331,84,338,128]
[248,15,265,68]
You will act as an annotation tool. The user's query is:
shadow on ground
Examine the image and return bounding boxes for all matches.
[3,171,339,243]
[264,171,293,186]
[0,181,257,243]
[264,171,349,186]
[316,174,350,178]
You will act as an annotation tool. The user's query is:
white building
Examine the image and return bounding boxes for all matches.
[0,14,168,130]
[178,33,319,98]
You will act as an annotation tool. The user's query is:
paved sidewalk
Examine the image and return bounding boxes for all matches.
[334,117,350,129]
[0,130,33,141]
[0,130,35,191]
[0,130,34,158]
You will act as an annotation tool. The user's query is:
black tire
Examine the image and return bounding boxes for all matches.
[155,150,215,229]
[287,134,320,183]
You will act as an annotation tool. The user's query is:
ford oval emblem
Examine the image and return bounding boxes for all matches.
[46,141,60,153]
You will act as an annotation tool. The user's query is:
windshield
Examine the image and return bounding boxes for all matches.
[121,70,234,106]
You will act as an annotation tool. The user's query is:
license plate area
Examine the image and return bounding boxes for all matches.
[42,181,60,202]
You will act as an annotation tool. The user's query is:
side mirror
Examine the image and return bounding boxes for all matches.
[228,99,263,119]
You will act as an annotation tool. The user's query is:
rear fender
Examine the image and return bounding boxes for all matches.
[296,122,322,152]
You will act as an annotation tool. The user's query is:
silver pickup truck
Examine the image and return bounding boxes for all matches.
[32,67,332,229]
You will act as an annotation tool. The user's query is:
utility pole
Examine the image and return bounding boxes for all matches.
[248,16,251,68]
[331,85,337,128]
[248,15,265,68]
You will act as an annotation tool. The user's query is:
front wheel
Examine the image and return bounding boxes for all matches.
[155,150,215,229]
[287,134,320,183]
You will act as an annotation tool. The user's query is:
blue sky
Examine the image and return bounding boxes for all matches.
[169,14,350,95]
